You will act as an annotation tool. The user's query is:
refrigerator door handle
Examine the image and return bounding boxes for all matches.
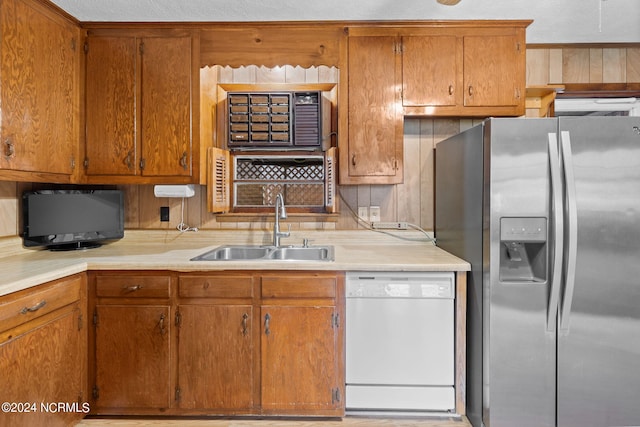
[559,130,578,331]
[547,132,564,332]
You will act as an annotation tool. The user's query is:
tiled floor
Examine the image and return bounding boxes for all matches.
[76,416,472,427]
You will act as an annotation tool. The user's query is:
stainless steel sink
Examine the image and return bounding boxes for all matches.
[190,245,334,262]
[190,245,272,261]
[268,246,334,261]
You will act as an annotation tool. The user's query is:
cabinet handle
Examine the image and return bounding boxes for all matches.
[20,300,46,315]
[242,313,249,336]
[264,313,271,336]
[351,154,356,166]
[123,284,143,292]
[158,313,167,336]
[448,85,454,96]
[3,139,15,159]
[468,85,474,96]
[179,151,188,170]
[125,150,133,170]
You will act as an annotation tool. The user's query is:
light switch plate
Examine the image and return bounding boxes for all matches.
[358,206,369,222]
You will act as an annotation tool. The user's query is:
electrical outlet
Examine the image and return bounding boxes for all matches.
[160,206,170,222]
[358,206,369,222]
[369,206,381,223]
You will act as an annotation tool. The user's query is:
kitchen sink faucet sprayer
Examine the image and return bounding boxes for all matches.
[273,193,290,247]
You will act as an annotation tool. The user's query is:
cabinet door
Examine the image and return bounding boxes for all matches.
[94,305,172,410]
[85,36,137,176]
[463,34,524,108]
[0,0,77,177]
[402,36,459,107]
[177,304,254,410]
[0,307,84,427]
[345,36,403,184]
[140,36,192,177]
[260,305,340,413]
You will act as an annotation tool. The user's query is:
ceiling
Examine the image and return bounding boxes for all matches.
[47,0,640,44]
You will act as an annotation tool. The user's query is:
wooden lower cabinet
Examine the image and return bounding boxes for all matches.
[260,273,344,416]
[176,273,255,412]
[93,305,172,410]
[88,270,345,417]
[0,274,87,427]
[89,272,173,415]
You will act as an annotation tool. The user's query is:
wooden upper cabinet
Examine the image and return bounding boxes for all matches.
[0,0,80,182]
[84,31,198,184]
[342,35,403,185]
[402,35,460,108]
[399,23,529,116]
[463,34,524,109]
[140,36,193,177]
[85,36,137,176]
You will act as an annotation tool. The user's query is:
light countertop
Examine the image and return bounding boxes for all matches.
[0,229,469,297]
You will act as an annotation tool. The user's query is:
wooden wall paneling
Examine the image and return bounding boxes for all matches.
[526,49,550,86]
[198,25,343,69]
[117,185,140,229]
[628,48,640,81]
[548,48,563,84]
[335,186,358,229]
[419,119,436,231]
[589,48,604,83]
[398,118,421,226]
[603,48,627,82]
[371,185,396,224]
[563,48,591,83]
[0,182,18,237]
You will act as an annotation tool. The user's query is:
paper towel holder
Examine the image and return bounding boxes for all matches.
[154,184,195,198]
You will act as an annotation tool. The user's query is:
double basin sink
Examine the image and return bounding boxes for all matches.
[191,244,334,262]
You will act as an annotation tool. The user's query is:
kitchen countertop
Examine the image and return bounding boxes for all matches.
[0,229,469,297]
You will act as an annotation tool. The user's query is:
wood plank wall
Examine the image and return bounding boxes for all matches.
[1,46,639,237]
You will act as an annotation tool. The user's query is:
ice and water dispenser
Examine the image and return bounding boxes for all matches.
[499,217,548,282]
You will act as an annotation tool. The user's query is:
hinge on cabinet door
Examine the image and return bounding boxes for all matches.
[516,42,522,53]
[92,385,99,400]
[332,388,341,404]
[83,41,89,54]
[78,313,83,331]
[175,387,181,402]
[175,310,182,328]
[139,41,145,55]
[332,313,340,329]
[92,309,98,326]
[140,158,146,170]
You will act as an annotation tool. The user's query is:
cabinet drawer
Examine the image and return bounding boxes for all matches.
[95,275,171,298]
[179,275,254,298]
[0,275,82,333]
[261,276,336,299]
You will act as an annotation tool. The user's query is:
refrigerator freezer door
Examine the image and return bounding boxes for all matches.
[484,119,557,427]
[557,117,640,427]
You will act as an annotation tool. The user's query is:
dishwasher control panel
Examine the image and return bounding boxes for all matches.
[346,272,454,299]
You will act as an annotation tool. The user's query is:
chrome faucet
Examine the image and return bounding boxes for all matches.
[273,193,290,247]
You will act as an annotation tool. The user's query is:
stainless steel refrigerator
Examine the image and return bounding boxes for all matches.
[435,117,640,427]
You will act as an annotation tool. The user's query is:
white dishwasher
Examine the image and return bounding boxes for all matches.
[345,271,455,415]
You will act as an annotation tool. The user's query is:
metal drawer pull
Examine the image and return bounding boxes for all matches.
[264,313,271,336]
[242,313,249,336]
[158,313,167,336]
[123,285,143,292]
[20,300,47,314]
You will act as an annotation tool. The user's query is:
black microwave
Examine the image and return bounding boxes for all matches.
[227,91,329,151]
